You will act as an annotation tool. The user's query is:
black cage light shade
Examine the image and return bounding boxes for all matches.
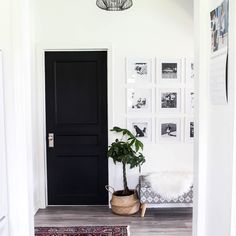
[96,0,133,11]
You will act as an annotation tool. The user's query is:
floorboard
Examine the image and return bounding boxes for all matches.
[35,206,192,236]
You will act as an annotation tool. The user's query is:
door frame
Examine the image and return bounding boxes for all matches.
[36,44,113,209]
[0,51,8,233]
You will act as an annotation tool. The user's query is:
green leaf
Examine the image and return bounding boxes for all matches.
[108,126,146,180]
[135,139,144,151]
[134,141,139,152]
[110,127,123,133]
[129,139,135,147]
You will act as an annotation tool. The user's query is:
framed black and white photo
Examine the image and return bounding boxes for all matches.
[158,59,182,82]
[126,58,152,83]
[185,89,194,113]
[127,88,152,113]
[158,118,181,142]
[158,88,181,113]
[186,59,194,86]
[185,118,194,142]
[127,118,152,142]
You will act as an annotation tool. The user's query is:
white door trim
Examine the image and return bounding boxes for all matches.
[229,0,236,235]
[193,0,209,235]
[0,51,8,236]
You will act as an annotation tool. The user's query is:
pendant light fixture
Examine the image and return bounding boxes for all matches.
[96,0,133,11]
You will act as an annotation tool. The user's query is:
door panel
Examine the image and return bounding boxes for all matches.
[45,51,108,205]
[55,61,99,124]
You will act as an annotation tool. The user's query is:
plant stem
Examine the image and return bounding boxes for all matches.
[122,162,130,195]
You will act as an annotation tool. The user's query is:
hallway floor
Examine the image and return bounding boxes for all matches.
[35,206,192,236]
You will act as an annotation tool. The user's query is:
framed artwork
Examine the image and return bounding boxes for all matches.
[158,118,181,142]
[185,118,194,142]
[127,88,152,113]
[158,58,182,83]
[126,58,152,83]
[158,88,181,113]
[185,89,194,113]
[127,118,152,142]
[186,59,194,86]
[210,0,229,53]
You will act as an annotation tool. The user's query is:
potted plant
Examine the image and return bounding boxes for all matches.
[107,126,145,215]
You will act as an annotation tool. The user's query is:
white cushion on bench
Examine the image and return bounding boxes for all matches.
[146,171,193,200]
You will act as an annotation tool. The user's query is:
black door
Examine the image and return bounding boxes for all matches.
[45,51,108,205]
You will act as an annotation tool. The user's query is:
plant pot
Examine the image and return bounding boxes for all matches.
[106,186,140,215]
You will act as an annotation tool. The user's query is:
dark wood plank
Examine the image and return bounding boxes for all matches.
[35,206,192,236]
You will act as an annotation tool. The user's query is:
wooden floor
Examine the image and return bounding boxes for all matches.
[35,206,192,236]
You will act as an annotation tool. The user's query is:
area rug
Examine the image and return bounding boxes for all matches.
[35,226,129,236]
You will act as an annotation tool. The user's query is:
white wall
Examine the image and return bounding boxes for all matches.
[205,0,235,234]
[194,0,236,235]
[0,0,35,235]
[33,0,194,208]
[0,1,14,235]
[230,0,236,228]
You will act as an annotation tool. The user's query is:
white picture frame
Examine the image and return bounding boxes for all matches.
[127,88,153,113]
[185,89,195,113]
[158,88,181,113]
[158,118,181,142]
[186,58,194,86]
[185,117,194,142]
[126,58,152,84]
[158,58,182,83]
[127,118,152,143]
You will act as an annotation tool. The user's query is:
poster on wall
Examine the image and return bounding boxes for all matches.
[158,58,182,83]
[210,0,228,53]
[209,0,229,105]
[126,58,152,83]
[158,88,181,113]
[186,59,194,86]
[185,118,194,142]
[185,89,194,113]
[158,118,181,142]
[127,118,152,143]
[127,88,152,113]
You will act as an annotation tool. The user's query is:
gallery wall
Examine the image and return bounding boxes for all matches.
[33,0,194,209]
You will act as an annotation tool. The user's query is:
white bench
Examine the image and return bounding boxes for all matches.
[139,175,193,217]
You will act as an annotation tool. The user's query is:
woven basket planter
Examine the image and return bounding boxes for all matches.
[106,186,140,215]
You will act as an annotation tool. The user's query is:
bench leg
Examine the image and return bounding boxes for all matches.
[141,203,147,217]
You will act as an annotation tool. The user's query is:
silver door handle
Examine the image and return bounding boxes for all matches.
[48,133,54,148]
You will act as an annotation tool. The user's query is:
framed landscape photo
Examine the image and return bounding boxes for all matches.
[158,58,182,83]
[127,118,152,142]
[126,58,152,84]
[186,59,194,86]
[185,118,194,142]
[158,118,181,142]
[127,88,153,113]
[185,89,194,113]
[158,88,181,113]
